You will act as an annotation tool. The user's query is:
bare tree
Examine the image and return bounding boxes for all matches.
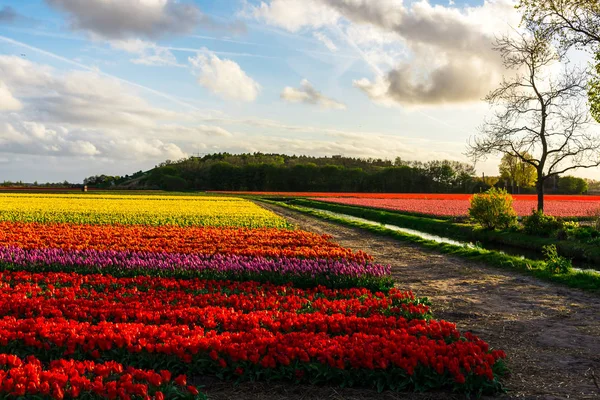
[468,31,600,212]
[518,0,600,122]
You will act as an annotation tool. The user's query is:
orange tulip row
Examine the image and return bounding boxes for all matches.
[0,221,372,263]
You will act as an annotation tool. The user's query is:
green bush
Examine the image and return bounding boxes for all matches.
[523,210,563,237]
[556,221,600,244]
[543,245,572,274]
[569,225,600,242]
[468,188,517,230]
[557,221,579,240]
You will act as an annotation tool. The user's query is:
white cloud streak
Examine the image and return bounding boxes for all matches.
[0,35,205,112]
[313,31,338,51]
[109,39,184,67]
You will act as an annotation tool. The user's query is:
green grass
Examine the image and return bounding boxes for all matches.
[262,200,600,293]
[291,199,600,266]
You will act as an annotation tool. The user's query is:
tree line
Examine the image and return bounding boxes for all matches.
[84,152,589,194]
[94,153,480,193]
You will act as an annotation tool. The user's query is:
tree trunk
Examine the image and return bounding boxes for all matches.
[536,178,544,212]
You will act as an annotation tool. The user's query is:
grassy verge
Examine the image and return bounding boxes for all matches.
[262,200,600,293]
[290,199,600,265]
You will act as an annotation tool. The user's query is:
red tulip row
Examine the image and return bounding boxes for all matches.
[0,271,431,319]
[0,298,430,331]
[0,353,204,399]
[313,196,600,217]
[0,316,506,393]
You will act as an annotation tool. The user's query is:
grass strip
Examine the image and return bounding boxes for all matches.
[262,200,600,293]
[291,199,600,266]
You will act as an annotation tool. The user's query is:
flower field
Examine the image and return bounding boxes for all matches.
[0,194,290,228]
[312,196,600,217]
[0,193,507,398]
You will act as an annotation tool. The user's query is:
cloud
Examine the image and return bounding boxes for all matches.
[281,79,346,110]
[0,55,231,162]
[45,0,247,39]
[319,0,404,29]
[353,54,501,107]
[345,23,399,46]
[313,31,337,51]
[45,0,202,39]
[189,52,260,102]
[153,124,233,138]
[247,0,519,106]
[0,59,175,127]
[0,118,188,161]
[107,137,187,160]
[0,81,22,111]
[248,0,339,32]
[331,0,517,106]
[109,39,182,67]
[0,119,92,157]
[68,140,100,156]
[0,6,17,23]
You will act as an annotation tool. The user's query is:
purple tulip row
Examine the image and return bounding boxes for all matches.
[0,245,391,278]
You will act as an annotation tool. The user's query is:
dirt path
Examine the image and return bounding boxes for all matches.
[202,204,600,400]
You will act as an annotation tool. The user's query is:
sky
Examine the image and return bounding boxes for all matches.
[0,0,598,183]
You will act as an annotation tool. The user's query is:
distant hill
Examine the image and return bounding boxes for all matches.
[84,152,485,193]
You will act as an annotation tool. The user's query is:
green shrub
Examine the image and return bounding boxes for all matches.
[468,188,517,230]
[543,245,572,274]
[557,221,579,240]
[556,221,600,244]
[569,225,600,242]
[522,210,563,237]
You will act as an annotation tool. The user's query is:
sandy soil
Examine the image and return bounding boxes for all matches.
[201,203,600,400]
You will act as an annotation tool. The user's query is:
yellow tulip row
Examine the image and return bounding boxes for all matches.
[0,194,290,228]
